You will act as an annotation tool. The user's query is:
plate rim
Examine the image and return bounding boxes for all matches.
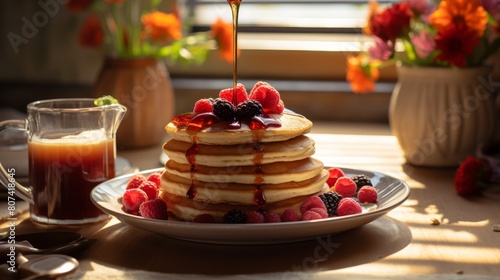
[91,167,410,243]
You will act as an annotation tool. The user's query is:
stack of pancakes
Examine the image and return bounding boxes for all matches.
[160,113,329,222]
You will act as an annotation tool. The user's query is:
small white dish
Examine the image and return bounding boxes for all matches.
[91,167,410,244]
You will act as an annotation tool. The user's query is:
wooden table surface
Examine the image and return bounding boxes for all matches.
[1,122,499,280]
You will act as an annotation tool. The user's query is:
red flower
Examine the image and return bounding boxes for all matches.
[370,2,413,42]
[79,14,103,48]
[67,0,93,13]
[454,156,491,196]
[434,24,479,67]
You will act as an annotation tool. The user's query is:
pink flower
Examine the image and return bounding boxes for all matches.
[368,37,393,60]
[405,0,433,16]
[411,30,435,58]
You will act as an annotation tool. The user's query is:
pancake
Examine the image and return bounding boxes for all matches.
[165,113,312,145]
[163,135,315,167]
[164,157,324,185]
[161,169,329,205]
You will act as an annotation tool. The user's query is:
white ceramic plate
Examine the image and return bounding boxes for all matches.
[91,168,410,244]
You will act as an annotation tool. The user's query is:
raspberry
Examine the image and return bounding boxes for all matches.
[126,174,146,190]
[146,172,162,188]
[246,211,264,223]
[193,98,213,115]
[192,214,215,223]
[357,186,378,203]
[326,167,345,187]
[351,174,373,192]
[236,99,263,120]
[264,212,281,223]
[300,196,327,214]
[122,188,148,214]
[212,98,236,121]
[223,209,247,223]
[302,210,323,221]
[308,207,328,218]
[249,83,281,114]
[139,198,168,220]
[219,83,248,105]
[333,177,357,197]
[281,209,300,222]
[268,99,285,114]
[139,181,159,200]
[318,191,343,216]
[337,198,362,216]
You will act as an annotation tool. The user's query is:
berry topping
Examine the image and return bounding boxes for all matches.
[302,210,323,221]
[268,99,285,114]
[249,82,281,114]
[246,211,265,223]
[193,98,213,115]
[139,181,159,200]
[337,198,362,216]
[212,98,236,121]
[326,167,345,187]
[351,174,373,192]
[223,209,247,224]
[146,172,162,188]
[318,191,343,216]
[263,212,281,223]
[357,186,378,203]
[193,214,215,223]
[281,209,300,222]
[333,177,358,197]
[139,198,168,220]
[236,100,263,120]
[219,83,248,105]
[300,196,327,214]
[126,174,147,190]
[308,207,328,218]
[122,188,148,213]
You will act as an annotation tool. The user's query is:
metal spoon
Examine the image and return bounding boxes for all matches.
[17,253,79,280]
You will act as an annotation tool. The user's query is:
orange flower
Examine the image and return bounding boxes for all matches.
[346,54,379,94]
[363,0,379,36]
[429,0,488,37]
[211,18,238,63]
[142,12,182,43]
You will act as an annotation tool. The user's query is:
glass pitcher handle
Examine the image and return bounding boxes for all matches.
[0,119,34,203]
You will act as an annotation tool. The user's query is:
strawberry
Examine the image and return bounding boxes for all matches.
[139,198,168,220]
[193,99,213,114]
[122,188,148,214]
[139,181,159,200]
[126,174,146,190]
[219,83,248,105]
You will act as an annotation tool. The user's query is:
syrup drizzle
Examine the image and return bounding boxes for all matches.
[228,0,241,105]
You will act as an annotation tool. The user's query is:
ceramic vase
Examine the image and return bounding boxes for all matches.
[93,58,175,149]
[389,65,497,167]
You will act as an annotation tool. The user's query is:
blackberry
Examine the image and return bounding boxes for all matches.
[213,98,235,120]
[318,191,343,217]
[351,174,373,192]
[223,209,247,223]
[236,100,263,120]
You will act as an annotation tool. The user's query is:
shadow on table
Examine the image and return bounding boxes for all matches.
[81,215,411,275]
